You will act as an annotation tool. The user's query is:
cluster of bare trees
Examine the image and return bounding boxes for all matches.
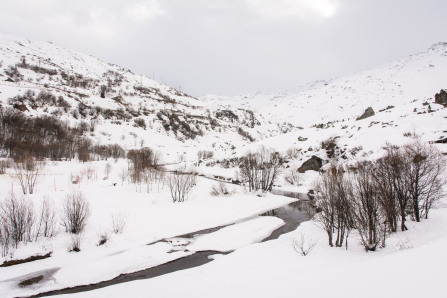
[197,150,214,160]
[127,148,166,192]
[314,141,445,251]
[239,147,282,192]
[0,196,57,257]
[167,171,197,203]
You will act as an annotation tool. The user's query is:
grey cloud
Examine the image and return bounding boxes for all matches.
[0,0,446,96]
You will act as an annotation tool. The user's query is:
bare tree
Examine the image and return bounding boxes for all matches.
[373,145,404,232]
[13,157,41,194]
[34,197,57,239]
[167,172,196,203]
[104,162,112,180]
[62,191,90,234]
[119,167,128,186]
[314,168,354,248]
[403,140,445,221]
[352,162,387,251]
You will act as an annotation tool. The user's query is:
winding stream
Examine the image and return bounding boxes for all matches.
[23,192,314,298]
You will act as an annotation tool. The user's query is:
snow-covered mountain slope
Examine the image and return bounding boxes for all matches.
[203,43,447,162]
[203,42,447,127]
[0,33,294,161]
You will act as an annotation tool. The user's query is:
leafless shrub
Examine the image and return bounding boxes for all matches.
[0,196,35,248]
[284,166,301,185]
[13,157,41,194]
[62,191,90,234]
[285,147,301,160]
[292,234,317,256]
[167,172,196,203]
[97,229,110,246]
[68,234,82,252]
[119,167,128,186]
[0,159,12,174]
[34,197,57,239]
[0,215,11,257]
[82,164,96,180]
[395,238,412,251]
[111,213,127,234]
[104,162,112,179]
[210,182,233,196]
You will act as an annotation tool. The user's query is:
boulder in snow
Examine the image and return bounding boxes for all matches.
[356,107,375,120]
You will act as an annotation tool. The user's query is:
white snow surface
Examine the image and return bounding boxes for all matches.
[1,34,447,298]
[57,200,447,298]
[0,160,294,298]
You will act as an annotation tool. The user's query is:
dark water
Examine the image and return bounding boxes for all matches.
[23,192,314,298]
[23,251,224,298]
[271,189,313,200]
[262,200,314,241]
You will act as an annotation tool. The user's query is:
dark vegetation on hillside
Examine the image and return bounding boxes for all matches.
[0,106,124,161]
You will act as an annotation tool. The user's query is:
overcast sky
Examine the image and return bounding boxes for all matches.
[1,0,447,96]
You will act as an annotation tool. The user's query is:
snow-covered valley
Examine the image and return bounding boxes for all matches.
[1,33,447,298]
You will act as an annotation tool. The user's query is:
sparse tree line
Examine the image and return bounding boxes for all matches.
[0,191,126,256]
[314,141,444,251]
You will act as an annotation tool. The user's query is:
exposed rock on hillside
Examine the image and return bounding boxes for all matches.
[298,155,323,173]
[356,107,375,120]
[435,89,447,106]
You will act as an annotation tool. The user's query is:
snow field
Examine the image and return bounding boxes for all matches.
[0,159,294,298]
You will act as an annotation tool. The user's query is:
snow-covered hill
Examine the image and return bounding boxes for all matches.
[204,43,447,163]
[203,42,447,127]
[1,33,446,164]
[0,33,294,161]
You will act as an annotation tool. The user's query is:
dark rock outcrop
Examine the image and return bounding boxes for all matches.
[356,107,375,120]
[298,155,323,173]
[435,89,447,106]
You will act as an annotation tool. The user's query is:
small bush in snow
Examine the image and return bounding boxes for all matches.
[34,197,58,239]
[111,213,127,234]
[284,166,301,186]
[210,182,233,197]
[292,234,317,256]
[285,147,301,160]
[97,229,110,246]
[62,191,90,234]
[68,234,82,252]
[104,163,112,180]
